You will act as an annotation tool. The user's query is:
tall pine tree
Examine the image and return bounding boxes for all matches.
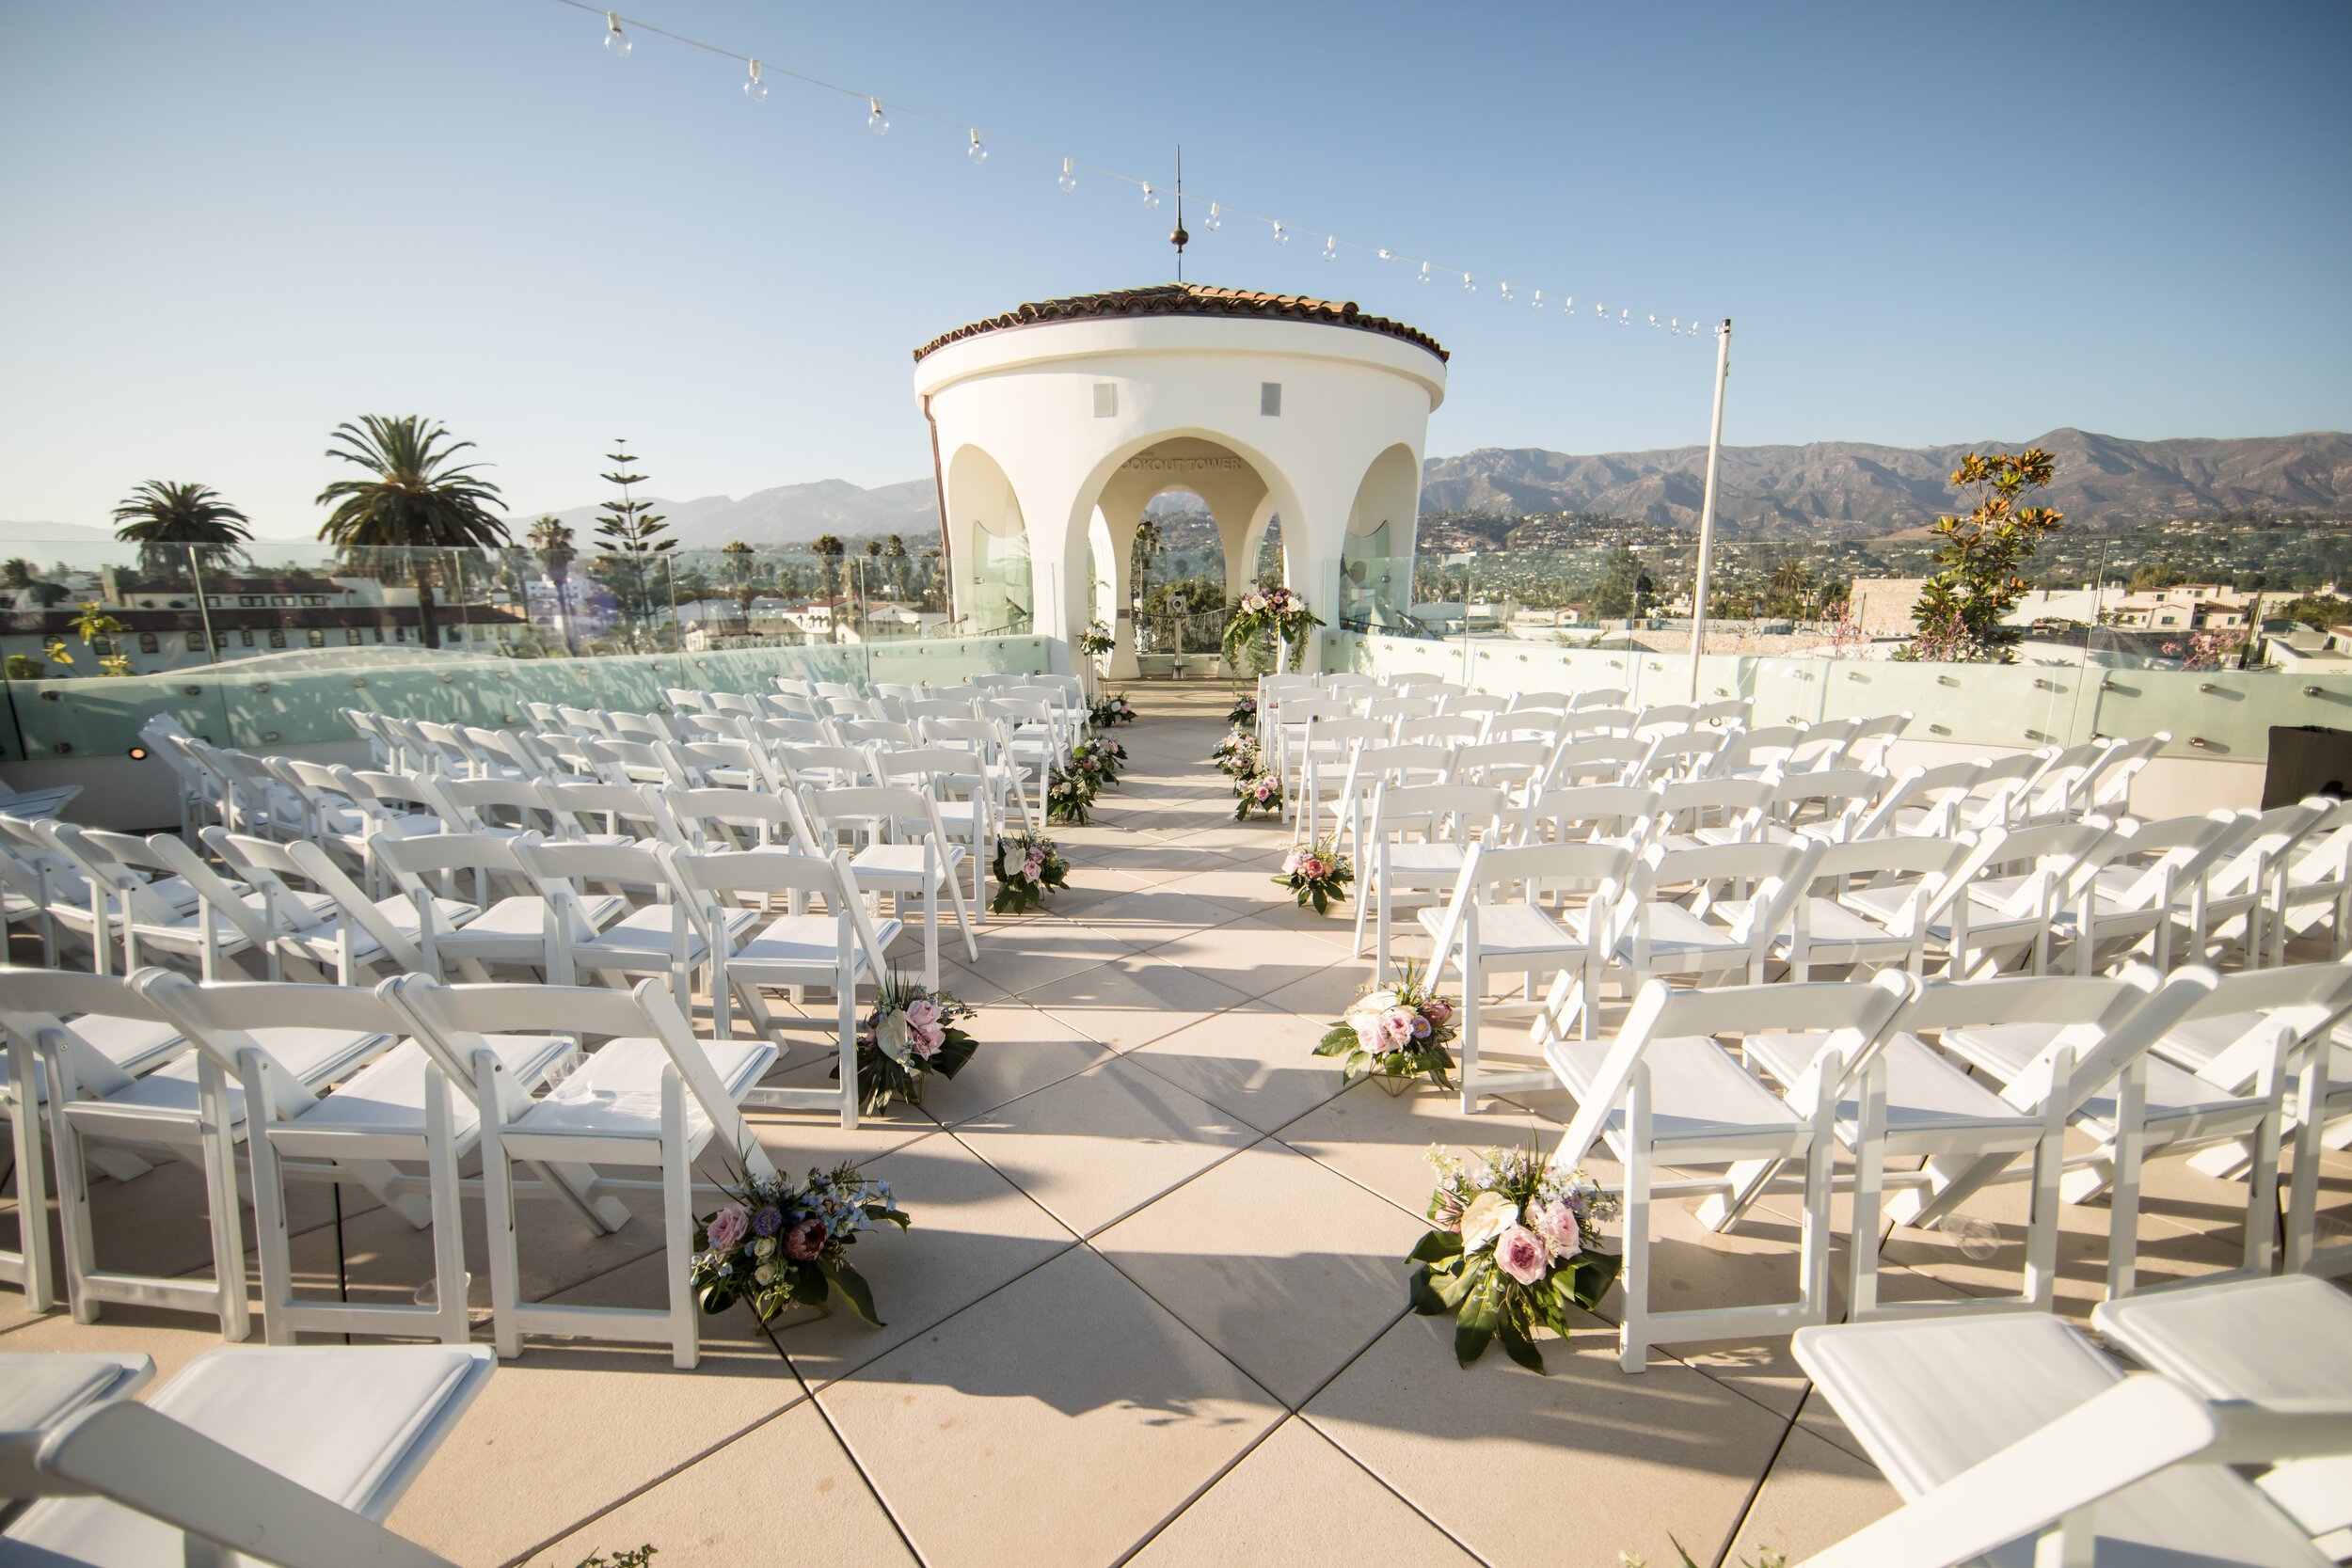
[595,440,673,636]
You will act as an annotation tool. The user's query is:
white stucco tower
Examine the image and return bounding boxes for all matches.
[912,284,1447,674]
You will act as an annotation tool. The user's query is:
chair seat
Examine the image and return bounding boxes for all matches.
[0,1014,186,1101]
[59,1028,394,1142]
[1771,896,1915,962]
[1793,1314,2324,1568]
[275,1033,573,1143]
[0,1353,151,1434]
[1939,1022,2262,1138]
[1382,842,1470,882]
[730,913,905,974]
[514,1035,775,1145]
[435,894,624,957]
[1743,1030,2044,1143]
[1416,902,1589,963]
[6,1344,491,1562]
[575,904,752,966]
[1546,1032,1808,1151]
[277,895,479,964]
[850,843,967,888]
[1614,902,1750,967]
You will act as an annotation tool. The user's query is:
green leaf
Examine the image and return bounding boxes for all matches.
[1496,1320,1547,1374]
[1407,1265,1451,1315]
[818,1259,884,1327]
[1572,1249,1624,1309]
[1407,1229,1465,1264]
[1433,1256,1485,1309]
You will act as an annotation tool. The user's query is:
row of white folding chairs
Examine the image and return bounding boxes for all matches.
[0,839,904,1350]
[1516,958,2352,1374]
[1391,790,2352,1004]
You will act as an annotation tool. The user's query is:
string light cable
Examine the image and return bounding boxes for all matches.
[564,0,1716,339]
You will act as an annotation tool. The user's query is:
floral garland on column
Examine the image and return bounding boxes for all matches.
[1222,585,1324,673]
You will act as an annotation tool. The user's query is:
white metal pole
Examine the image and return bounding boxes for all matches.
[1685,318,1733,704]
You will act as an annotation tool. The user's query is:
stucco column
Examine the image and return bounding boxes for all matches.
[1105,509,1142,680]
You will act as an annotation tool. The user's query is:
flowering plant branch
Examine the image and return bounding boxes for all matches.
[1313,965,1455,1086]
[1047,768,1094,824]
[1089,694,1136,726]
[691,1155,910,1327]
[1211,727,1259,777]
[991,832,1070,914]
[833,972,979,1113]
[1275,837,1354,913]
[1232,767,1283,820]
[1226,693,1258,727]
[1411,1144,1621,1371]
[1072,737,1124,787]
[1079,620,1115,658]
[1223,586,1323,672]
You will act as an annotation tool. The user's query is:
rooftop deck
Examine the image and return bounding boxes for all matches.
[5,685,2344,1568]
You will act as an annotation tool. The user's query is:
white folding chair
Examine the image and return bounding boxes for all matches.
[391,976,776,1368]
[1359,782,1506,974]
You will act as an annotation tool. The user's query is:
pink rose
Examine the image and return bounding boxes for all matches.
[1495,1226,1549,1287]
[1354,1016,1386,1053]
[1528,1199,1583,1262]
[1303,858,1327,880]
[1255,783,1273,800]
[1422,999,1453,1027]
[913,1020,946,1057]
[1382,1009,1420,1050]
[705,1206,750,1252]
[1282,849,1304,875]
[905,998,940,1029]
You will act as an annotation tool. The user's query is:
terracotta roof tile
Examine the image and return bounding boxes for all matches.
[913,283,1447,363]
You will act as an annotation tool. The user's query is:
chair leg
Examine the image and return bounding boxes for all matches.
[1619,1066,1652,1374]
[2286,1051,2330,1274]
[424,1066,469,1345]
[661,1070,698,1371]
[2025,1068,2068,1311]
[838,968,860,1132]
[2104,1061,2149,1302]
[1848,1061,1890,1321]
[1799,1066,1836,1325]
[6,1043,56,1314]
[475,1070,523,1359]
[195,1058,250,1342]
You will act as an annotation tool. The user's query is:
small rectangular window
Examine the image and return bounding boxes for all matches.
[345,628,363,646]
[185,631,204,651]
[266,629,287,649]
[136,632,159,654]
[238,630,254,648]
[1092,383,1117,418]
[1261,382,1282,417]
[238,595,262,608]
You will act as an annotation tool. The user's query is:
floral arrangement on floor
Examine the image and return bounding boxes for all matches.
[1047,767,1095,825]
[1211,727,1259,777]
[1073,736,1125,787]
[1232,767,1283,820]
[1410,1144,1621,1371]
[1275,837,1354,913]
[1226,693,1258,728]
[1313,964,1456,1090]
[834,971,979,1112]
[1090,694,1136,726]
[1222,585,1325,673]
[1079,621,1115,658]
[991,832,1070,914]
[691,1158,910,1328]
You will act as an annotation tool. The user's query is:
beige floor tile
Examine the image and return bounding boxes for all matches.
[951,1057,1257,1236]
[387,1329,803,1565]
[1128,1000,1357,1134]
[1131,918,1347,1003]
[1255,962,1377,1021]
[1024,953,1254,1053]
[1094,1141,1424,1407]
[773,1131,1076,1387]
[1066,885,1256,951]
[538,1401,915,1567]
[1276,1076,1558,1219]
[745,1052,943,1168]
[820,1247,1282,1568]
[1721,1418,1899,1565]
[947,920,1135,997]
[1305,1311,1789,1568]
[1127,1416,1481,1568]
[915,1004,1113,1125]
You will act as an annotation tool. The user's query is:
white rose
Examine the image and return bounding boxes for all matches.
[1354,990,1400,1013]
[754,1262,777,1285]
[1460,1189,1521,1253]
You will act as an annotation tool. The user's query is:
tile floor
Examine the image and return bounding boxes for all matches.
[4,683,2347,1568]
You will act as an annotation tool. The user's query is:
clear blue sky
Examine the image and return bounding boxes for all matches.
[5,0,2347,538]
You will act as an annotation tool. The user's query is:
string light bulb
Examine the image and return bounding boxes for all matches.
[743,60,767,103]
[1058,157,1077,193]
[1563,296,1574,314]
[1418,262,1431,284]
[1532,290,1544,309]
[1271,222,1289,246]
[1463,273,1476,293]
[1619,309,1631,327]
[1593,302,1606,318]
[1499,281,1514,302]
[1648,313,1660,328]
[1203,202,1220,230]
[1376,247,1393,262]
[966,129,987,166]
[866,97,889,135]
[1321,235,1337,261]
[1141,182,1160,210]
[603,11,630,57]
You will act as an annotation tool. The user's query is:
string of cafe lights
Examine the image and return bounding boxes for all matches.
[548,0,1720,341]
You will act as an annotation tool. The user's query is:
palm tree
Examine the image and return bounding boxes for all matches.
[882,532,908,598]
[721,540,755,624]
[110,481,253,579]
[528,515,578,656]
[811,533,846,641]
[315,416,507,650]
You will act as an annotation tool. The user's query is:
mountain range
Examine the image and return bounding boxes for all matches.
[7,429,2345,552]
